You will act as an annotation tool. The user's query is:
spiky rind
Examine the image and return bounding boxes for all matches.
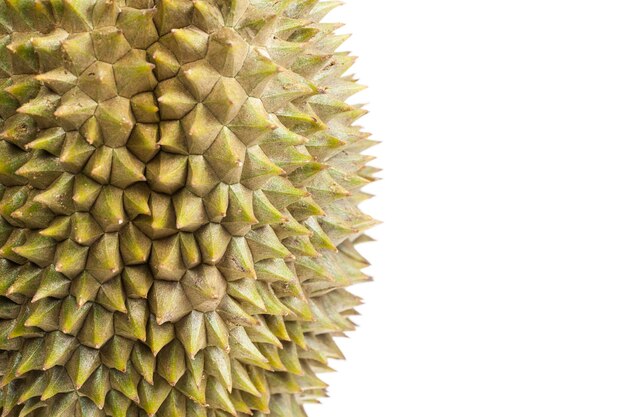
[0,0,376,416]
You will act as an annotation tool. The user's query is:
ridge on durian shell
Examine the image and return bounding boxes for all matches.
[0,0,377,416]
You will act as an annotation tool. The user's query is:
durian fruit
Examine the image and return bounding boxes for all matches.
[0,0,377,416]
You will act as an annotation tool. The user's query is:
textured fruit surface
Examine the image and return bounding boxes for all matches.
[0,0,377,416]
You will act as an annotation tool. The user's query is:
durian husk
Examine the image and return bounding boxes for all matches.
[0,0,377,416]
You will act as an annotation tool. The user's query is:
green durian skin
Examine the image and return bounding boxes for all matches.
[0,0,377,416]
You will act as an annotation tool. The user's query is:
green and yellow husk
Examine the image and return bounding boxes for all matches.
[0,0,377,416]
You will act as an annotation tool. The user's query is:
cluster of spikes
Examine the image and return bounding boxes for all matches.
[0,0,378,416]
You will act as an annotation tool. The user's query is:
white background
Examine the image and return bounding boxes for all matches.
[308,1,626,416]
